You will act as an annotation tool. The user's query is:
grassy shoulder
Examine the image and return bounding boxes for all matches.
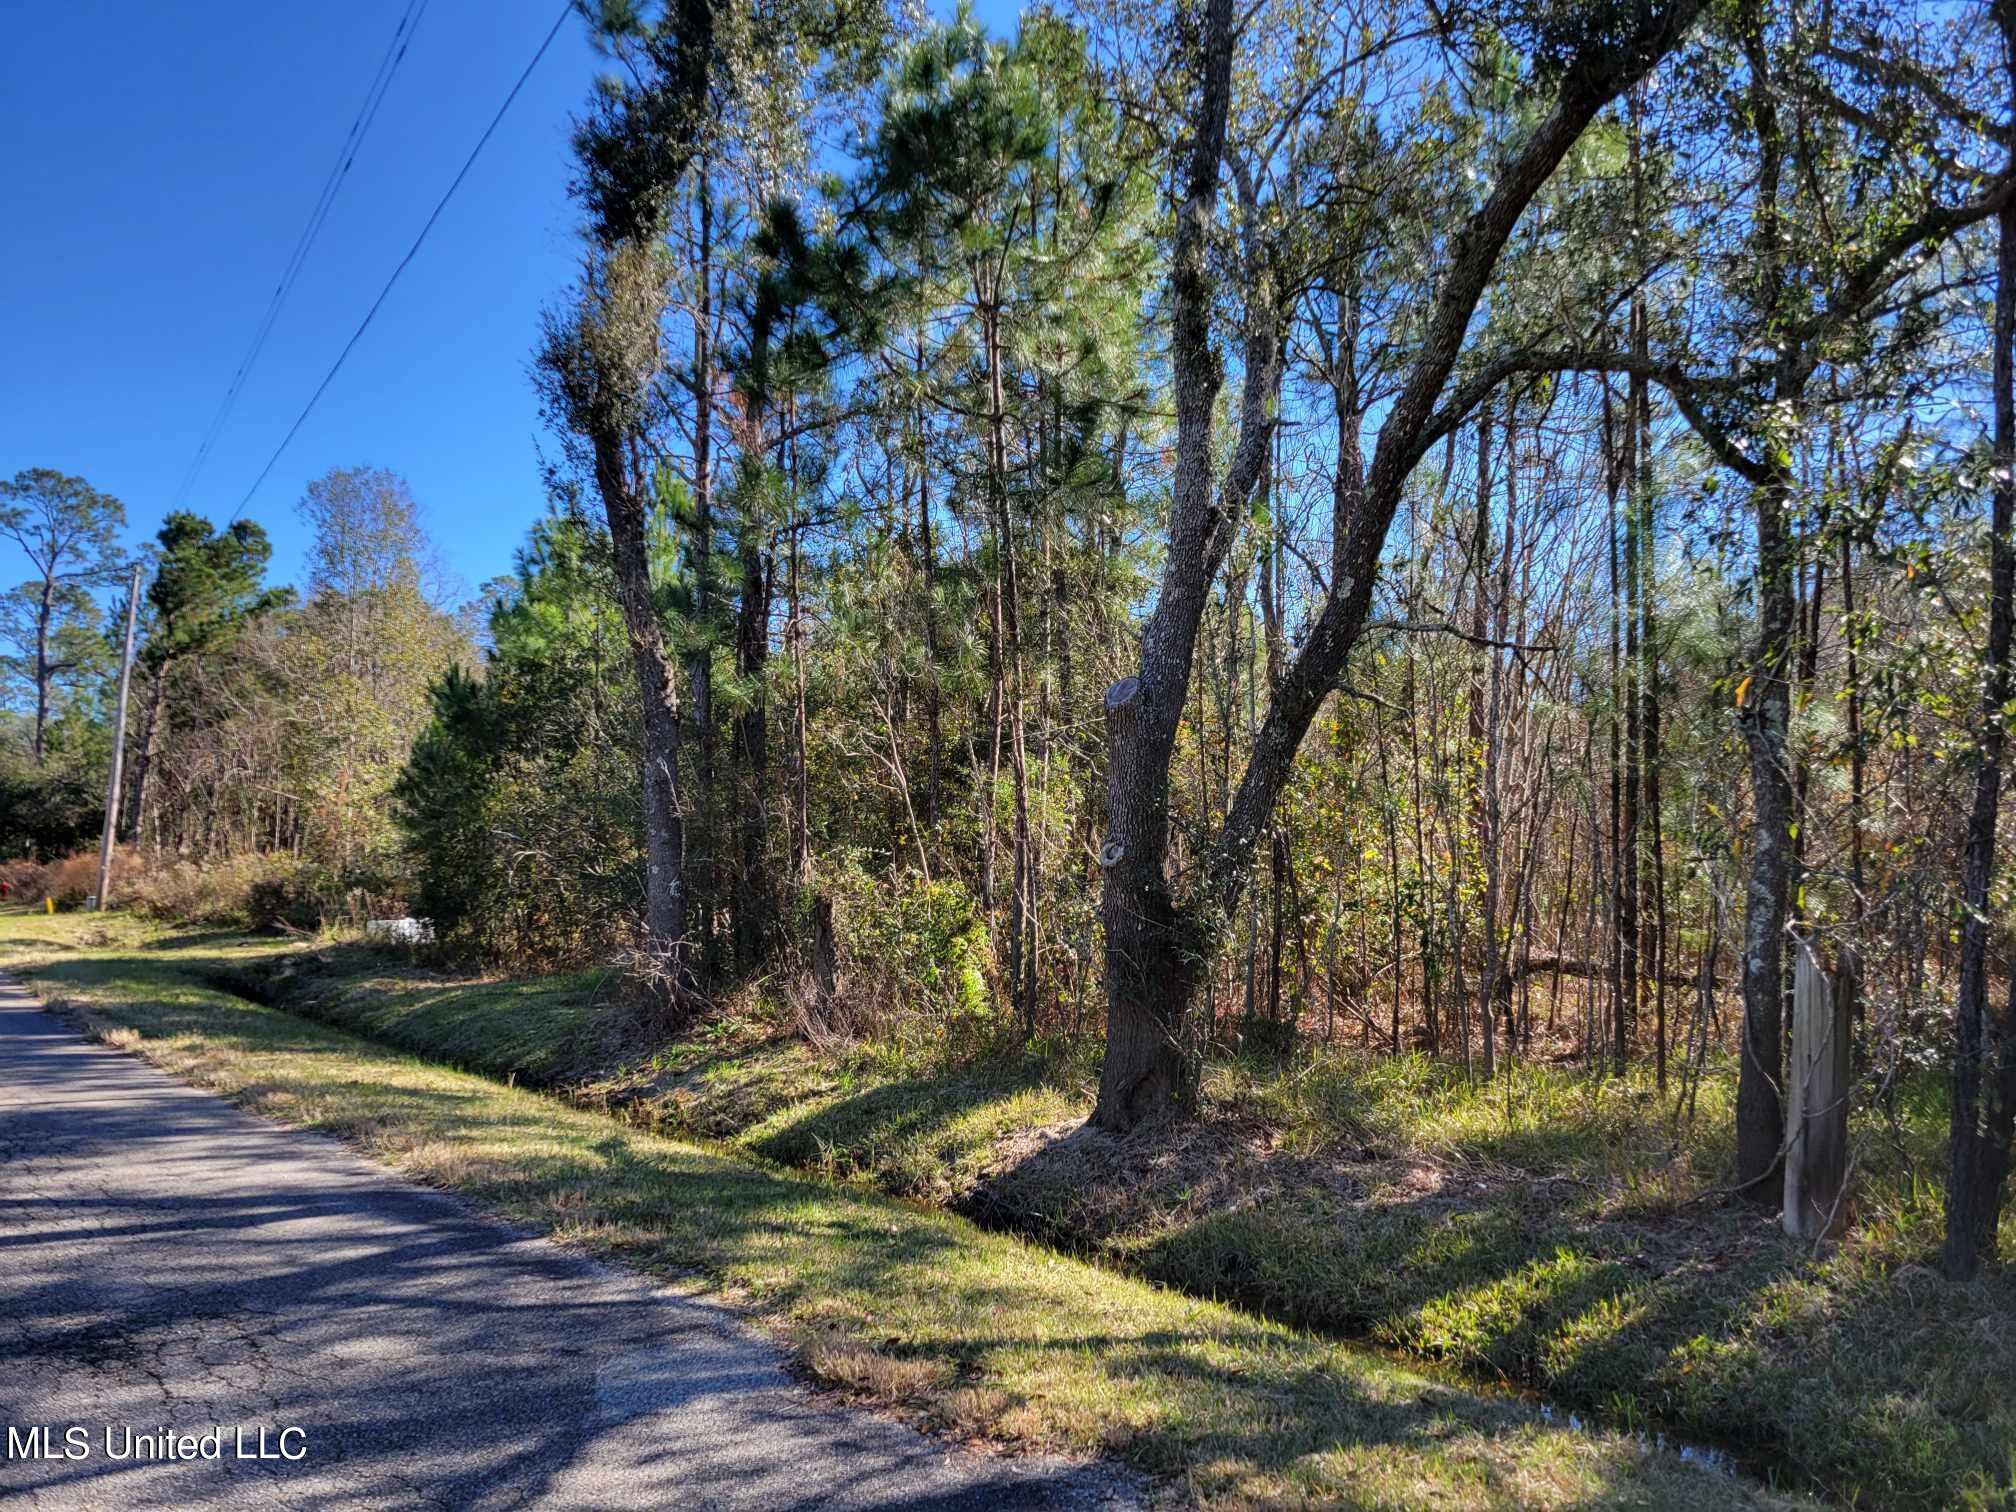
[0,909,1788,1511]
[216,935,2016,1507]
[650,1045,2016,1509]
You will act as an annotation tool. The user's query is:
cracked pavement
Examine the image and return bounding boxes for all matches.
[0,979,1136,1508]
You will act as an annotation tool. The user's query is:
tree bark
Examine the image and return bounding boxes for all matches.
[1735,458,1798,1199]
[1092,0,1278,1129]
[1945,0,2016,1279]
[596,432,691,982]
[687,174,719,969]
[1734,9,1795,1201]
[556,0,716,996]
[1093,0,1702,1129]
[32,580,54,766]
[789,513,812,883]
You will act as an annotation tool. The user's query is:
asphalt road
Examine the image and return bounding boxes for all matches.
[0,978,1134,1509]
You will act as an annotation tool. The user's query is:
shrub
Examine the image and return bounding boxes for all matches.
[42,847,150,909]
[0,858,51,904]
[120,853,355,932]
[243,861,333,932]
[804,860,994,1051]
[124,857,233,924]
[125,854,267,926]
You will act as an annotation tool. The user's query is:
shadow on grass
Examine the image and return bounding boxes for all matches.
[137,926,273,952]
[29,926,2010,1505]
[0,933,106,955]
[0,1039,1079,1509]
[1,947,1781,1508]
[720,1059,1833,1494]
[745,1057,1055,1177]
[975,1108,2016,1508]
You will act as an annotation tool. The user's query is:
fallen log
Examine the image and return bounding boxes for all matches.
[1506,954,1717,991]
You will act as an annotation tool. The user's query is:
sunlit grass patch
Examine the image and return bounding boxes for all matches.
[0,907,1793,1510]
[18,910,2016,1504]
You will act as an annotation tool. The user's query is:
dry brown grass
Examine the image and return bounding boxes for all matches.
[796,1327,956,1401]
[934,1385,1016,1436]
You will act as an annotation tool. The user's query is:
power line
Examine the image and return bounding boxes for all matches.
[173,0,432,511]
[231,0,575,523]
[175,0,429,508]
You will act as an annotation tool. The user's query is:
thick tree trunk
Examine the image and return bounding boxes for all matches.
[1096,673,1205,1124]
[1842,530,1866,920]
[687,176,719,970]
[1734,11,1793,1201]
[1092,0,1701,1130]
[1092,0,1266,1130]
[789,517,812,882]
[556,0,715,995]
[1736,464,1797,1199]
[592,435,690,987]
[1946,4,2016,1276]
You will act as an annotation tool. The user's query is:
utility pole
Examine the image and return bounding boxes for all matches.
[93,563,143,912]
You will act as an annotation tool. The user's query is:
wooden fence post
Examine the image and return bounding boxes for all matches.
[1783,938,1854,1241]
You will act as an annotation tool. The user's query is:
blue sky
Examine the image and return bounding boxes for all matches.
[2,0,1011,611]
[3,0,607,603]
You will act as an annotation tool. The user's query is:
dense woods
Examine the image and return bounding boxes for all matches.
[11,0,2016,1306]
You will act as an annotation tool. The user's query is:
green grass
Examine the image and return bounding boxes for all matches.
[0,909,1797,1510]
[213,946,622,1084]
[121,924,2016,1506]
[621,1018,2016,1509]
